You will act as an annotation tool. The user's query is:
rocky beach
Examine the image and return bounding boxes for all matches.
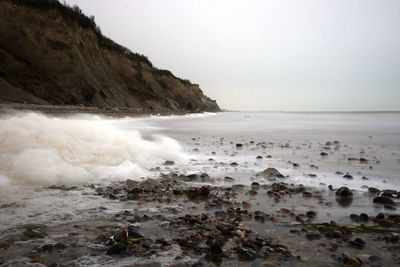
[0,111,399,266]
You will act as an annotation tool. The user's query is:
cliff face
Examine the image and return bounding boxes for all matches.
[0,0,220,112]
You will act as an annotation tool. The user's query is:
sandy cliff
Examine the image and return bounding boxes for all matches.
[0,0,220,112]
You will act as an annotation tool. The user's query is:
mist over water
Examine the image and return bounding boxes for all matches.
[0,112,185,186]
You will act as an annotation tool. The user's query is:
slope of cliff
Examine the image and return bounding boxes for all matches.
[0,0,220,112]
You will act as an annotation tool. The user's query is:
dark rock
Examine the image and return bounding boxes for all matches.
[224,176,235,182]
[258,168,285,178]
[359,213,369,222]
[256,155,263,159]
[215,210,226,218]
[251,182,260,189]
[302,191,312,198]
[306,233,322,240]
[156,238,172,246]
[335,187,353,198]
[54,242,67,250]
[320,152,328,156]
[164,160,175,165]
[107,242,127,255]
[368,255,382,262]
[306,211,317,218]
[343,173,353,179]
[368,187,380,193]
[23,228,47,239]
[236,247,257,260]
[381,190,398,198]
[236,143,243,148]
[373,196,397,206]
[348,238,366,249]
[342,254,362,265]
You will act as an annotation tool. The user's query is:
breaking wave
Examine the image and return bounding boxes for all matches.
[0,111,186,186]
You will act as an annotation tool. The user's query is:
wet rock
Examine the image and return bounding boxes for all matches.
[368,255,382,263]
[343,173,353,179]
[256,155,263,159]
[224,176,235,182]
[320,152,328,156]
[247,189,258,196]
[373,196,397,206]
[384,205,397,210]
[230,162,239,167]
[215,210,226,218]
[127,193,140,200]
[348,237,366,249]
[335,171,343,175]
[125,179,138,191]
[54,242,67,250]
[335,187,353,198]
[236,247,257,260]
[306,211,317,218]
[368,187,380,194]
[251,182,260,189]
[183,186,210,199]
[164,160,175,165]
[342,254,362,265]
[258,168,285,178]
[22,228,47,239]
[107,242,127,255]
[381,189,398,198]
[40,244,53,252]
[348,157,359,161]
[156,238,172,246]
[305,232,322,240]
[350,214,360,222]
[359,213,369,222]
[236,143,243,148]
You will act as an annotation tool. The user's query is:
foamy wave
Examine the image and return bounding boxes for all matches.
[0,112,186,186]
[149,112,217,119]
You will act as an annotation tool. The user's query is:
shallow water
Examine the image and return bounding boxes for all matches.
[1,111,399,232]
[137,111,400,190]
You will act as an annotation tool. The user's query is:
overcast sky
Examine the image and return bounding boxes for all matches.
[65,0,400,111]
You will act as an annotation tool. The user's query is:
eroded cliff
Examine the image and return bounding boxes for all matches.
[0,0,220,112]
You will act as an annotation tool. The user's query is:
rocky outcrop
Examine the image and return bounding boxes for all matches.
[0,0,220,112]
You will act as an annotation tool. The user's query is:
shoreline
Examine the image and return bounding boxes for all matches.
[0,110,399,266]
[0,175,399,266]
[0,103,205,117]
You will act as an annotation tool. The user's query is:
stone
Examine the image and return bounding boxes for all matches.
[343,173,353,179]
[335,187,353,198]
[373,196,397,206]
[236,247,257,260]
[258,168,285,178]
[164,160,175,165]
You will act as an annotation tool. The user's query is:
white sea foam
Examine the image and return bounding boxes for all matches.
[0,111,186,186]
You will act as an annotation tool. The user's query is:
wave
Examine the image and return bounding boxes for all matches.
[0,111,186,186]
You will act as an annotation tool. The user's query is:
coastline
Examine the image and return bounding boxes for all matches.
[0,110,399,266]
[0,103,200,117]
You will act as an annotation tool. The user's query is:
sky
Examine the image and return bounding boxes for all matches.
[64,0,400,111]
